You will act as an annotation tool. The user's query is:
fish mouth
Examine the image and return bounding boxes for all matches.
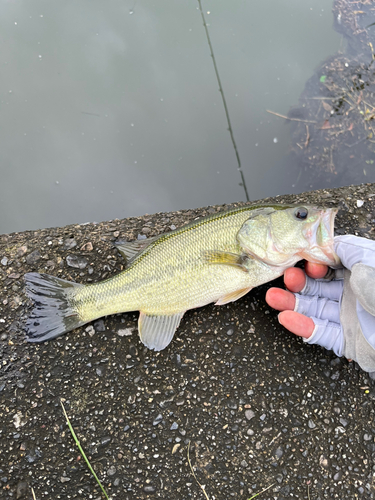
[300,207,340,267]
[315,208,341,267]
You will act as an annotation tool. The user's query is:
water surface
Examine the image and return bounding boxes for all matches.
[1,0,341,233]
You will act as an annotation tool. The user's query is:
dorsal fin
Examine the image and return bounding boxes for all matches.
[115,235,159,263]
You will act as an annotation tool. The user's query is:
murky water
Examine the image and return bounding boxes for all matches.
[1,0,342,234]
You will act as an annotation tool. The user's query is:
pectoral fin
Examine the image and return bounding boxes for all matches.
[204,251,250,271]
[138,311,185,351]
[215,287,252,305]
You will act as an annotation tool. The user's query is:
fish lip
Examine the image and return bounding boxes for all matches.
[302,207,340,266]
[319,207,341,267]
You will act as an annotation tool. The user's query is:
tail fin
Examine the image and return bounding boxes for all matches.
[24,272,85,342]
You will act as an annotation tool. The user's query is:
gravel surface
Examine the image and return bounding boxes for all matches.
[1,184,375,499]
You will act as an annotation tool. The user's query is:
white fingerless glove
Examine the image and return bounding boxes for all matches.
[294,235,375,373]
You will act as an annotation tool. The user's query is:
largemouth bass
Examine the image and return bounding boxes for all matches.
[25,204,340,350]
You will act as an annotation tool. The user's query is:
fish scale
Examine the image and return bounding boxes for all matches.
[73,205,276,317]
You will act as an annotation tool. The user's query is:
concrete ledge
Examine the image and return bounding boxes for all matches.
[1,184,375,499]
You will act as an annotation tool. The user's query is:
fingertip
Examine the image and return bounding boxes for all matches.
[278,310,315,339]
[265,288,275,305]
[305,262,329,279]
[284,267,306,293]
[266,287,296,311]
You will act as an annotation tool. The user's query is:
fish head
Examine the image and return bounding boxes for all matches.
[238,204,340,269]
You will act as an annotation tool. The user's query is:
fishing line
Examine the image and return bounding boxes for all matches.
[129,0,137,15]
[197,0,250,202]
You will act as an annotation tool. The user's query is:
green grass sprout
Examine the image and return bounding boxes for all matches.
[187,440,273,500]
[60,400,110,500]
[187,441,210,500]
[248,482,275,499]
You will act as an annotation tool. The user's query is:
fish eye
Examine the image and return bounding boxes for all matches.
[294,207,308,220]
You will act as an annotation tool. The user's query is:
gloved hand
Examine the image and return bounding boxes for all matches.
[266,235,375,373]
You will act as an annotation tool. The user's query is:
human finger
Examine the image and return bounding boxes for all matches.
[305,262,329,279]
[266,288,296,311]
[301,276,344,301]
[294,294,341,324]
[278,310,315,339]
[284,267,306,293]
[303,317,344,357]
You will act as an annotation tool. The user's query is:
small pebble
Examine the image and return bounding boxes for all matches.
[17,245,28,256]
[63,238,77,250]
[80,242,93,251]
[9,273,21,279]
[66,255,88,269]
[245,410,255,420]
[94,319,106,332]
[107,466,116,476]
[275,447,283,459]
[85,325,95,337]
[143,485,156,493]
[118,328,133,337]
[153,414,163,426]
[26,250,41,265]
[172,444,180,454]
[16,480,29,499]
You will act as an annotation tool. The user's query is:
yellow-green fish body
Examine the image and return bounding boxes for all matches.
[25,204,339,350]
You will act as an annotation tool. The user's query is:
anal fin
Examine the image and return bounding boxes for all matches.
[215,287,252,306]
[138,311,185,351]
